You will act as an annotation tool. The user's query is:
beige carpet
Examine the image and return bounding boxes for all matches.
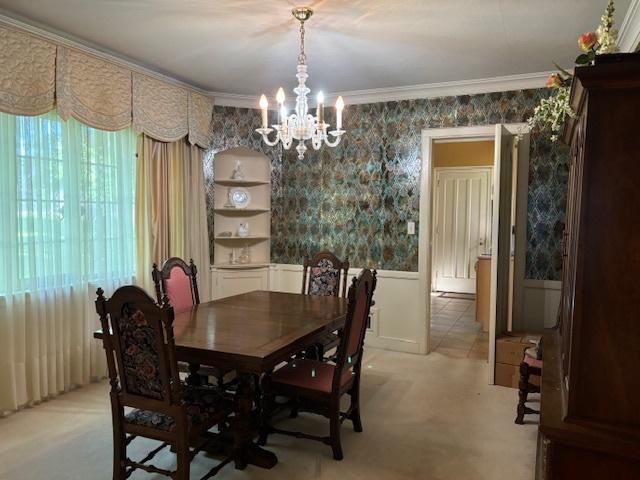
[0,348,538,480]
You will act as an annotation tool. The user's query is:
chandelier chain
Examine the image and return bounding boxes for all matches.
[298,20,306,65]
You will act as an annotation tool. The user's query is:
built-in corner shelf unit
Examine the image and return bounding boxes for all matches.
[212,147,271,270]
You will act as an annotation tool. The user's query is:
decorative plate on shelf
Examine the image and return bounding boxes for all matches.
[228,187,251,209]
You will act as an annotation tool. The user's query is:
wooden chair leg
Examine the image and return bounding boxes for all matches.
[111,408,126,480]
[176,443,191,480]
[329,402,343,461]
[349,385,363,433]
[515,362,530,425]
[289,395,299,418]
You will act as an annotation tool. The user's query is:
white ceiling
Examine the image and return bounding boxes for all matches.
[0,0,633,96]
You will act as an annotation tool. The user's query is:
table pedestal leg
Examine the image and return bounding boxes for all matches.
[233,372,278,470]
[186,363,203,386]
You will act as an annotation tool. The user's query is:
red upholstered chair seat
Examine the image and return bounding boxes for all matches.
[524,355,543,369]
[271,358,354,393]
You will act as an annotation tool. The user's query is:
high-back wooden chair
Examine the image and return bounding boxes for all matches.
[302,251,350,298]
[152,257,232,389]
[152,257,200,314]
[301,251,350,360]
[259,269,377,460]
[95,285,232,480]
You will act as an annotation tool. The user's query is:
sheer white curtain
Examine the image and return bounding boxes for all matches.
[0,111,137,414]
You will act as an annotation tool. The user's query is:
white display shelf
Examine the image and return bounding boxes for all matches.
[212,147,271,270]
[214,208,269,215]
[214,236,269,241]
[215,178,270,187]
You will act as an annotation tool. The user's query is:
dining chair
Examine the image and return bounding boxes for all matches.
[152,257,233,389]
[259,269,377,460]
[152,257,200,315]
[515,344,543,424]
[301,251,350,361]
[95,285,233,480]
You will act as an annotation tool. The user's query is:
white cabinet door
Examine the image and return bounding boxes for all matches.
[433,167,492,294]
[213,268,269,300]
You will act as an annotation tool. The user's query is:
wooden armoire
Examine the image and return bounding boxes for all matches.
[536,53,640,478]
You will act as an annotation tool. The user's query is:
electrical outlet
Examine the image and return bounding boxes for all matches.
[407,221,415,235]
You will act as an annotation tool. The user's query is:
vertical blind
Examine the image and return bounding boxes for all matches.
[0,111,136,413]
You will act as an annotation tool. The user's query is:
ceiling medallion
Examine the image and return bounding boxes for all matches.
[256,6,345,159]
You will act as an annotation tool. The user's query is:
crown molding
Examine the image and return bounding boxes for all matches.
[327,72,552,106]
[214,72,553,110]
[619,0,640,52]
[209,92,260,109]
[0,12,210,95]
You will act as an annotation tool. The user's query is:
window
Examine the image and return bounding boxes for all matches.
[0,111,137,295]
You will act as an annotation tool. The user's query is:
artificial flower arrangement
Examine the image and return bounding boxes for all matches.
[528,1,619,141]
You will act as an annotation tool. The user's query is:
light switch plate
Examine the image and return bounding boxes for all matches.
[407,221,415,235]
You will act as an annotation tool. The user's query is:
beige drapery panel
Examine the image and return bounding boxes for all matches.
[135,135,211,301]
[0,24,214,147]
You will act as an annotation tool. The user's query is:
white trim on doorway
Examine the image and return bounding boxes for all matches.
[419,124,529,383]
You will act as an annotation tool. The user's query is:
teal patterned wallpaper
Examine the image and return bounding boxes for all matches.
[205,89,569,280]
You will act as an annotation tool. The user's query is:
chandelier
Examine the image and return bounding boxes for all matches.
[256,6,345,160]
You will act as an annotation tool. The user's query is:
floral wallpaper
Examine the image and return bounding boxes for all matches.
[205,89,569,280]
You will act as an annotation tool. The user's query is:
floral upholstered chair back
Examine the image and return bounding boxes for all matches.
[95,286,178,403]
[303,252,349,298]
[152,257,200,314]
[116,303,165,399]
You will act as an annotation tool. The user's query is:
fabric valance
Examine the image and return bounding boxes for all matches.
[133,73,189,142]
[0,26,56,115]
[0,24,214,146]
[57,47,132,131]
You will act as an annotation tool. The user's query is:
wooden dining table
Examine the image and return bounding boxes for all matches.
[96,290,348,470]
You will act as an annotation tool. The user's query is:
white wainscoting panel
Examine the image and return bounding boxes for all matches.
[269,265,425,354]
[519,279,561,330]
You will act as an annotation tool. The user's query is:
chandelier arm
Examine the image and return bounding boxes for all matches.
[256,128,281,147]
[323,133,344,148]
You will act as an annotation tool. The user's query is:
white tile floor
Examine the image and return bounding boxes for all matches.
[430,294,489,360]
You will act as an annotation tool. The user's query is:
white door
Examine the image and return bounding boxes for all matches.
[489,125,514,384]
[433,167,492,293]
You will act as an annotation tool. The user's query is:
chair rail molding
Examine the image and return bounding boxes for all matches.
[619,0,640,52]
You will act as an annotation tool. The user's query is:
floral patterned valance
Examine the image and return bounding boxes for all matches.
[57,47,132,131]
[133,73,189,142]
[0,24,214,146]
[0,26,56,115]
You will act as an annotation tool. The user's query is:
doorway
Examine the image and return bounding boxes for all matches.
[430,140,494,361]
[418,125,530,384]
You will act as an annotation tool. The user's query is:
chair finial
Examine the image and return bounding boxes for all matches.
[161,294,171,307]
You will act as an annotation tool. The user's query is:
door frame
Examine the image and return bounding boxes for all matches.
[418,124,529,384]
[432,166,493,294]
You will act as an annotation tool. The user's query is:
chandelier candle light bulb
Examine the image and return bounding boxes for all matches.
[317,91,324,125]
[336,95,344,130]
[259,94,269,129]
[256,6,346,159]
